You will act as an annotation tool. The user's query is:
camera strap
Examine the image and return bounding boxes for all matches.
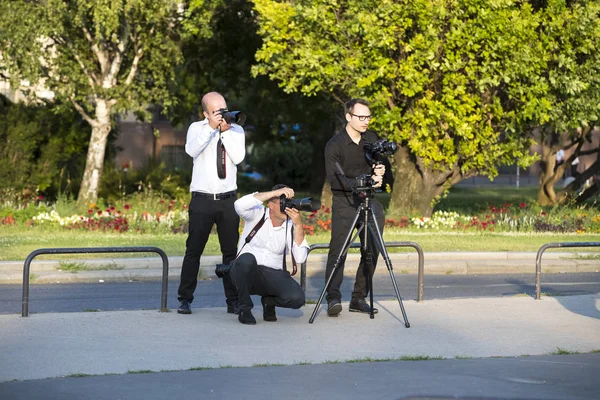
[282,221,298,276]
[235,209,267,259]
[216,137,226,179]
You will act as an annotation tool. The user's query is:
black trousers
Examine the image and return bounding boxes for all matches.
[178,196,239,305]
[230,253,305,313]
[325,197,384,302]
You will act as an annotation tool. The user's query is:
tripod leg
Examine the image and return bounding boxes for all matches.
[309,209,364,324]
[360,204,375,320]
[367,208,411,328]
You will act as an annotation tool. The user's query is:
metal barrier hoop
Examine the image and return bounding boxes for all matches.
[300,241,424,302]
[536,242,600,299]
[22,246,169,317]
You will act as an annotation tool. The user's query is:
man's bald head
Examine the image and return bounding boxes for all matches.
[201,92,228,129]
[201,92,225,113]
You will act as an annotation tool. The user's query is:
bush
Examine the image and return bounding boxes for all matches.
[99,159,190,203]
[251,140,313,189]
[0,96,90,197]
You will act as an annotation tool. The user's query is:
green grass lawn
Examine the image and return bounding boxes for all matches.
[2,225,600,261]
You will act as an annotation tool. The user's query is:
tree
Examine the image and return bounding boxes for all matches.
[504,0,600,205]
[252,0,543,216]
[0,0,188,203]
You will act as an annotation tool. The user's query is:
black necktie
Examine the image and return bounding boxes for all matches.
[217,138,226,179]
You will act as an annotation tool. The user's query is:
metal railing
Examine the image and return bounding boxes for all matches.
[22,247,169,317]
[535,242,600,300]
[300,241,424,301]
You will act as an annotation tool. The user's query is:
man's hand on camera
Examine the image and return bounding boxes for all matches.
[371,174,383,188]
[373,163,385,176]
[218,121,231,132]
[285,207,302,227]
[275,187,295,199]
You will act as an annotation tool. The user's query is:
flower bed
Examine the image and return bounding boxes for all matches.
[1,194,599,236]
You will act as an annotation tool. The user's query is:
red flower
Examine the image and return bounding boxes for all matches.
[519,203,526,209]
[124,204,131,210]
[541,211,547,216]
[88,209,93,214]
[37,195,44,200]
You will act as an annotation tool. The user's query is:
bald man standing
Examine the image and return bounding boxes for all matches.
[177,92,246,315]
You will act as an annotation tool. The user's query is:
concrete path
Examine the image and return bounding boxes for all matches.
[1,295,598,383]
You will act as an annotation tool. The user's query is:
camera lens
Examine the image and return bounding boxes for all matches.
[294,198,321,212]
[223,111,246,125]
[280,196,321,213]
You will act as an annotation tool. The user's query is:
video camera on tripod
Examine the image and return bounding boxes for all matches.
[310,137,410,327]
[350,139,397,194]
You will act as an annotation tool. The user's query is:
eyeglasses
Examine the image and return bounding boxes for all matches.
[350,113,372,121]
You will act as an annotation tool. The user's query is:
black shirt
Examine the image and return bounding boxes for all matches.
[325,129,380,204]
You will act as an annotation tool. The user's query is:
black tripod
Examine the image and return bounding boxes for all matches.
[308,190,410,327]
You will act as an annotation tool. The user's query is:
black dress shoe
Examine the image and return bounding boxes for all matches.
[349,298,378,314]
[327,299,342,317]
[177,299,192,314]
[261,297,277,322]
[227,303,240,315]
[238,310,256,325]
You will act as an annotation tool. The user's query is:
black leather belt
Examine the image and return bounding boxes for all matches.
[192,190,236,200]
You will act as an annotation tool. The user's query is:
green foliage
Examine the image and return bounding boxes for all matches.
[251,140,313,189]
[0,0,188,203]
[99,159,190,203]
[173,0,339,192]
[251,0,600,214]
[253,0,538,176]
[0,96,90,195]
[0,0,184,117]
[508,0,600,134]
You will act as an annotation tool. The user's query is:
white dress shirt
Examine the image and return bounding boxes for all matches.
[185,118,246,194]
[234,193,309,270]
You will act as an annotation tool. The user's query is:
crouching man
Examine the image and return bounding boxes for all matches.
[215,185,308,325]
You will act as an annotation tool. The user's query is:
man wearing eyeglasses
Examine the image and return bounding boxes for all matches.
[323,98,386,317]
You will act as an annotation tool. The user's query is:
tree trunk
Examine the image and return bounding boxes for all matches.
[537,143,567,206]
[537,161,560,206]
[388,147,447,217]
[77,101,112,204]
[320,181,332,209]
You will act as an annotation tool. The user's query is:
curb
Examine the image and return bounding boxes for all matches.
[1,252,599,284]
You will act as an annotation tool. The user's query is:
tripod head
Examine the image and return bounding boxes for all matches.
[353,174,377,200]
[334,161,379,201]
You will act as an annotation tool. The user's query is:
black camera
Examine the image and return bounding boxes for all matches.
[215,263,231,278]
[217,108,246,125]
[355,174,376,189]
[364,139,397,164]
[279,195,321,213]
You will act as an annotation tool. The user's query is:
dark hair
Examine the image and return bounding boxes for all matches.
[345,98,369,114]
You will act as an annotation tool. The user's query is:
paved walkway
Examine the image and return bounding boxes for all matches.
[1,251,599,398]
[1,294,599,398]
